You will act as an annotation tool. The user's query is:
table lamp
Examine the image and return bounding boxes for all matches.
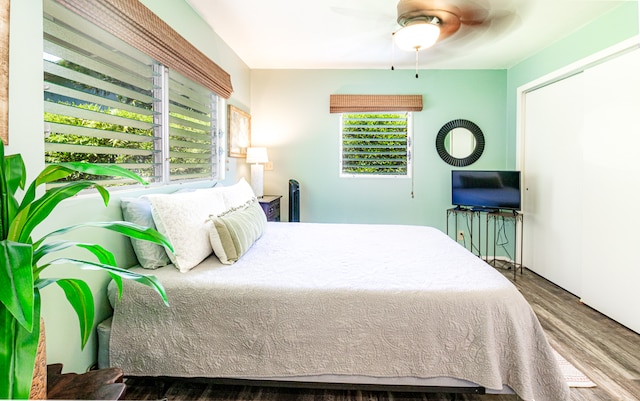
[246,147,269,197]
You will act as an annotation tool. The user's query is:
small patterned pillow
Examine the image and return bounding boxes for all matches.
[208,200,267,264]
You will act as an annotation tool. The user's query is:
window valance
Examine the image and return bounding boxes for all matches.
[329,94,423,113]
[54,0,233,99]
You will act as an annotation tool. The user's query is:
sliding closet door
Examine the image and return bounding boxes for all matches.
[522,73,585,295]
[522,45,640,333]
[580,48,640,334]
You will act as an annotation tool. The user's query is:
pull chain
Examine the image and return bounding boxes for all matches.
[415,49,419,78]
[391,33,395,71]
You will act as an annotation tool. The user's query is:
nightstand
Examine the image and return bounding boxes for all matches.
[259,195,282,222]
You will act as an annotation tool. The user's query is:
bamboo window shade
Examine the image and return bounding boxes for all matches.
[54,0,233,99]
[329,94,423,113]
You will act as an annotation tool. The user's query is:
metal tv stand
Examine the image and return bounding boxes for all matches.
[446,208,524,281]
[446,207,482,257]
[485,210,524,281]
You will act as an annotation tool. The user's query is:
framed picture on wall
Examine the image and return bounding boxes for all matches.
[1,0,10,145]
[227,104,250,158]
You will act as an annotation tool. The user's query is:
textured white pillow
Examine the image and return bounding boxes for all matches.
[120,197,171,269]
[219,177,256,210]
[146,189,227,272]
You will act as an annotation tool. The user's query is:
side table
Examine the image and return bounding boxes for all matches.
[259,195,282,222]
[47,363,126,400]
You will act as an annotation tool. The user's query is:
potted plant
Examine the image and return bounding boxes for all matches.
[0,140,172,399]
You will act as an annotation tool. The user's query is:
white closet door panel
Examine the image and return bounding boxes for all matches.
[523,73,584,295]
[581,48,640,334]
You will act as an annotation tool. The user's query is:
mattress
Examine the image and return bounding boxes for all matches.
[108,222,569,401]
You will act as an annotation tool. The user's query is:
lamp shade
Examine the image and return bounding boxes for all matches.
[394,22,440,51]
[246,147,269,164]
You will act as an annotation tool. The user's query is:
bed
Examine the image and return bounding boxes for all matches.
[106,220,569,401]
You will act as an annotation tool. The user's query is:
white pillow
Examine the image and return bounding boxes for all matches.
[120,197,171,269]
[219,177,256,210]
[146,188,227,272]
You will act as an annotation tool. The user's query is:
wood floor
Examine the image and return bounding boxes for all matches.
[123,264,640,401]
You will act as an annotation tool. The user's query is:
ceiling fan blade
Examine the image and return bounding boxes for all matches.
[331,4,398,31]
[331,6,372,18]
[483,9,522,37]
[397,0,491,24]
[455,8,523,47]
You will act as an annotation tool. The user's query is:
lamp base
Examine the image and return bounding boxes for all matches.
[250,163,264,198]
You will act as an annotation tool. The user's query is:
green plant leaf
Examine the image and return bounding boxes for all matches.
[0,173,6,241]
[4,154,26,195]
[2,155,26,231]
[47,258,168,306]
[0,304,17,399]
[19,165,78,209]
[54,279,94,349]
[39,221,174,253]
[45,163,149,186]
[20,163,148,214]
[0,291,40,400]
[10,181,96,243]
[0,151,26,239]
[108,273,124,302]
[33,241,116,270]
[0,240,34,331]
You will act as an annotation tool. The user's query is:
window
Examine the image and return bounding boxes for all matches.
[340,112,412,177]
[43,0,227,187]
[166,69,221,182]
[329,94,421,178]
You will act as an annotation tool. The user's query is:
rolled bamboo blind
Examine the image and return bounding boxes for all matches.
[54,0,233,99]
[329,94,423,113]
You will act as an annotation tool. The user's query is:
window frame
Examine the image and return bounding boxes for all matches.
[43,0,226,189]
[338,111,413,179]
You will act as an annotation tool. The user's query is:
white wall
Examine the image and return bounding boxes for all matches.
[6,0,44,178]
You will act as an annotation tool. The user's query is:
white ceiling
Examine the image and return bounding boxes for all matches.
[186,0,630,70]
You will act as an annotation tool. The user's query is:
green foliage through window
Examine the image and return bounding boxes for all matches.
[43,0,220,188]
[340,112,411,176]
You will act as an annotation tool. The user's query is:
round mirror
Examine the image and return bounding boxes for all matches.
[436,119,485,167]
[445,127,476,158]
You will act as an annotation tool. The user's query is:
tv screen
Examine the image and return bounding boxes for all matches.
[451,170,521,211]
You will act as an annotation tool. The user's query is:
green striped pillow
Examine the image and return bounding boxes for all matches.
[209,200,267,264]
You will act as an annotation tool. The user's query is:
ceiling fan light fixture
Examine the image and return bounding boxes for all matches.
[393,20,441,51]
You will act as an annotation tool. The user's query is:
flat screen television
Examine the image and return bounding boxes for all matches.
[451,170,521,211]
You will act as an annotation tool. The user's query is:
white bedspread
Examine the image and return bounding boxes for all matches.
[109,223,569,401]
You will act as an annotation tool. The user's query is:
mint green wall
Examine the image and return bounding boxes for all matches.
[252,69,507,228]
[505,2,639,168]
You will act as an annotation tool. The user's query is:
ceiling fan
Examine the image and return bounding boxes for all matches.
[394,0,489,49]
[390,0,519,76]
